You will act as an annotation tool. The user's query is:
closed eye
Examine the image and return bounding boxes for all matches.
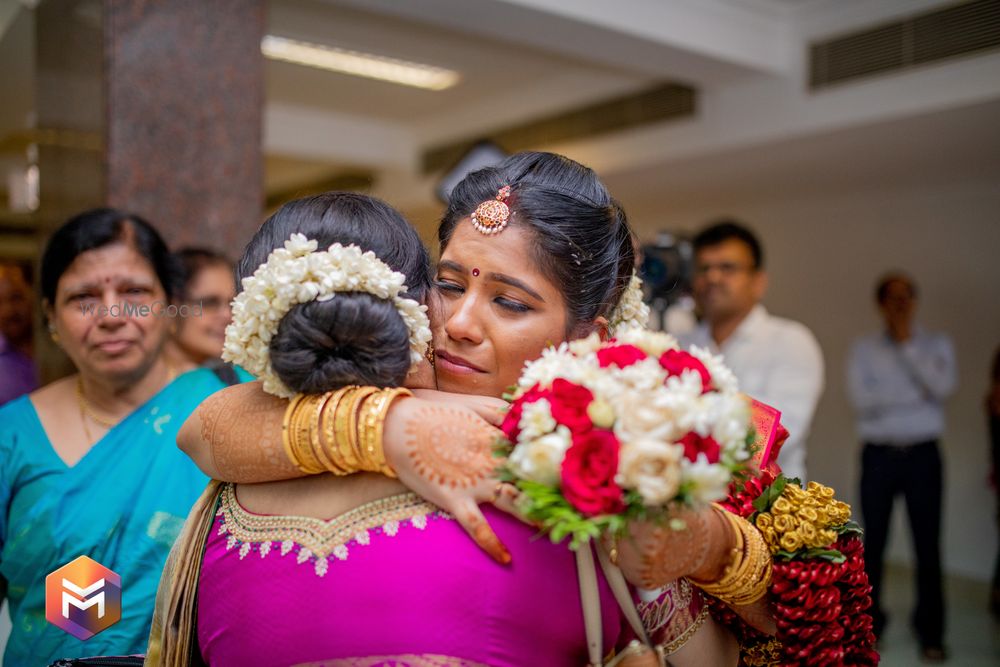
[434,280,463,295]
[495,297,530,313]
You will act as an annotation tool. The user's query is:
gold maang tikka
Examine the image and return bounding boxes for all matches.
[470,185,512,235]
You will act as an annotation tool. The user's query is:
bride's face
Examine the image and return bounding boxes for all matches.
[430,221,570,398]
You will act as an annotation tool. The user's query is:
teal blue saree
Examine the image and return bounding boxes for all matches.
[0,368,244,666]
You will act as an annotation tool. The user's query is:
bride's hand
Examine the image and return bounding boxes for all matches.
[410,388,508,427]
[382,396,513,565]
[611,504,731,589]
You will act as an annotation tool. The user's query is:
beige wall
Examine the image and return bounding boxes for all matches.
[622,176,1000,581]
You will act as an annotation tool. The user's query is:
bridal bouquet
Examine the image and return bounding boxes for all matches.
[499,329,753,548]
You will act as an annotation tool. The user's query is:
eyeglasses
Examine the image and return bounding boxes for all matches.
[694,262,756,277]
[185,296,232,312]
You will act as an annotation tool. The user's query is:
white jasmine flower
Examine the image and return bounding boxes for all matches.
[682,455,732,503]
[223,236,431,397]
[518,398,557,441]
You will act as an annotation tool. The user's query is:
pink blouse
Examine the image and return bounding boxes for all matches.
[197,484,625,666]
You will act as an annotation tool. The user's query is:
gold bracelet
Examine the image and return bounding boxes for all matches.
[345,386,379,469]
[282,394,306,470]
[319,386,353,475]
[283,394,323,474]
[358,390,388,473]
[356,387,410,476]
[296,394,328,474]
[315,387,353,475]
[697,511,772,606]
[375,388,409,476]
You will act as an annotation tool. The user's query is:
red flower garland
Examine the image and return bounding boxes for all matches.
[706,474,879,666]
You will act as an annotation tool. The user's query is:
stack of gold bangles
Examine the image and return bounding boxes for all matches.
[691,506,773,607]
[282,386,412,478]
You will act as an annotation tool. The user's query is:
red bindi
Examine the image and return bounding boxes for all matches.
[472,268,480,277]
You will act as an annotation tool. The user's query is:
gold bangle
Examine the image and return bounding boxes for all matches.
[370,388,410,477]
[315,387,352,475]
[358,390,386,472]
[282,395,306,470]
[327,385,359,473]
[319,386,352,475]
[284,394,323,474]
[693,510,772,606]
[295,394,327,474]
[346,386,379,469]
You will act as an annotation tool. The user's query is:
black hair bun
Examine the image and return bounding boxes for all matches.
[268,293,411,394]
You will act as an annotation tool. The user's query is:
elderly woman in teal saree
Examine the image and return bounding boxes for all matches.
[0,209,247,667]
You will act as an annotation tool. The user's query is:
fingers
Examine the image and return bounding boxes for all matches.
[454,498,512,565]
[466,401,506,427]
[491,483,536,527]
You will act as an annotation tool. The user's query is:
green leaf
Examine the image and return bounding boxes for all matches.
[773,547,846,564]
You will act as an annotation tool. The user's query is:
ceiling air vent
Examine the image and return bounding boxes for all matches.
[422,83,695,174]
[810,0,1000,89]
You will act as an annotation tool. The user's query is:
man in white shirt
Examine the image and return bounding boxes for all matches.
[847,273,956,661]
[677,221,824,483]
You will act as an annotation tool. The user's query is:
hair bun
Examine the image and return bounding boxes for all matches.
[268,293,411,394]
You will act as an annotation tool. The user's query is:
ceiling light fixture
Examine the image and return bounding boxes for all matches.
[261,35,460,91]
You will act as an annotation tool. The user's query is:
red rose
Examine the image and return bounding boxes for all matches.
[548,378,594,434]
[659,349,711,393]
[679,431,721,464]
[561,429,625,517]
[597,344,648,369]
[501,384,549,441]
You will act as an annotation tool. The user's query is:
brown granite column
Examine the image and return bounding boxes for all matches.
[104,0,264,249]
[32,0,265,381]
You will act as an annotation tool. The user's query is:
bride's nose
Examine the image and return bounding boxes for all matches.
[443,292,484,345]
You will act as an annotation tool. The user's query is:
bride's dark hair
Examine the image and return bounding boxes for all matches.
[439,152,636,335]
[238,192,431,393]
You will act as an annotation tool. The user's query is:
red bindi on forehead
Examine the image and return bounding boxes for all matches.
[472,268,480,277]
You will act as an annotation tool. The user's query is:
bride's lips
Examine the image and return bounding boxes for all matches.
[435,350,487,375]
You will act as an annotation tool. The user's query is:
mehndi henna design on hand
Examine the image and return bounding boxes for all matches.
[403,405,497,489]
[199,384,299,482]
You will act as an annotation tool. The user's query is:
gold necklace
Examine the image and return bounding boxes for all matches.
[76,377,119,429]
[76,363,176,438]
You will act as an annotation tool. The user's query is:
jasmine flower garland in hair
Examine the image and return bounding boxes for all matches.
[607,271,650,335]
[222,233,431,398]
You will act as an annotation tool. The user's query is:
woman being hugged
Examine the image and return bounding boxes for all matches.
[0,209,246,666]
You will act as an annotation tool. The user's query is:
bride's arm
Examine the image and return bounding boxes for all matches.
[666,616,739,666]
[177,381,513,563]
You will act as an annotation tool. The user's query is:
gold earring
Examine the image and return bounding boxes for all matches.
[49,326,59,344]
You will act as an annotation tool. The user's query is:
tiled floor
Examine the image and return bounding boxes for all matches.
[875,564,1000,666]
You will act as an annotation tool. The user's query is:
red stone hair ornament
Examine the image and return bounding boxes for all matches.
[471,185,512,236]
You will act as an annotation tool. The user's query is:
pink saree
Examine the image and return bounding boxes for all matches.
[195,484,625,666]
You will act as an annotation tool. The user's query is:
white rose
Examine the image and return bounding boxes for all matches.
[613,391,675,443]
[508,426,572,486]
[617,439,683,506]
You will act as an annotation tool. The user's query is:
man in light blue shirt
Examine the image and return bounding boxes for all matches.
[847,272,956,662]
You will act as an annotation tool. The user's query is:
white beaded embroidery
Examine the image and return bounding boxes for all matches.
[216,484,445,577]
